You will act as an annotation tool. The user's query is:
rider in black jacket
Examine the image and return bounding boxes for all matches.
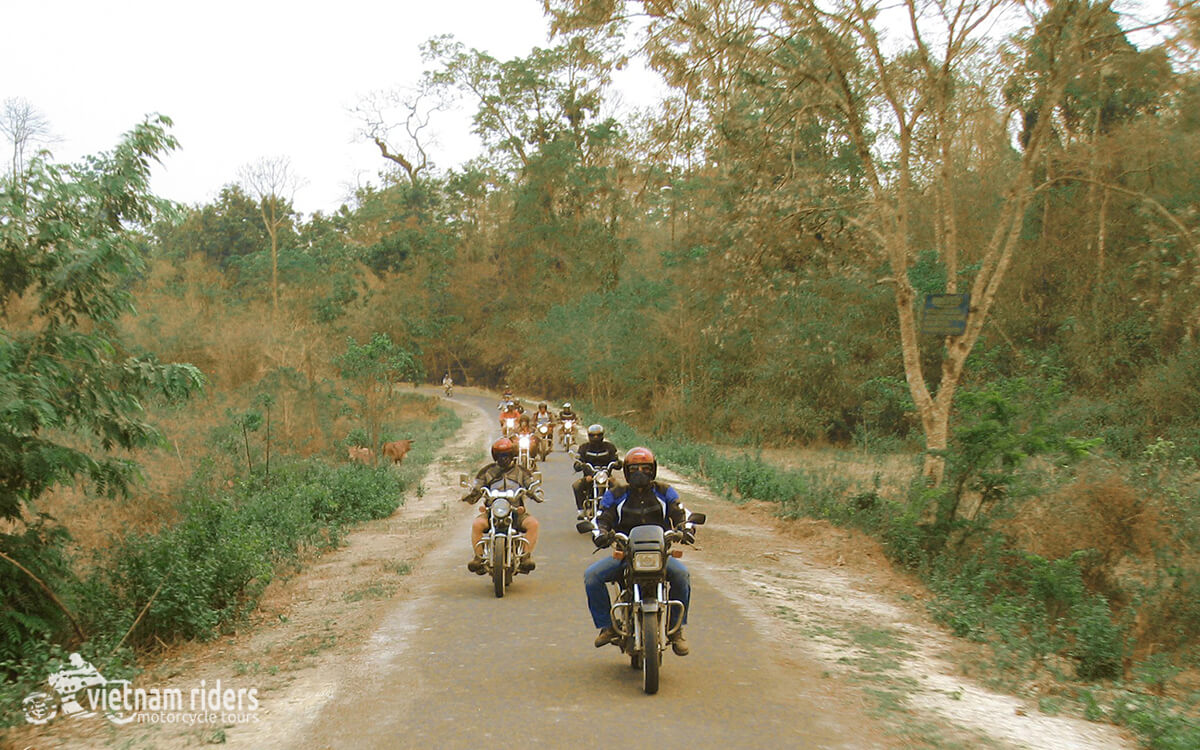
[572,424,621,515]
[584,446,692,655]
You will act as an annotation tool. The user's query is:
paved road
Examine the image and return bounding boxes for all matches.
[304,392,868,749]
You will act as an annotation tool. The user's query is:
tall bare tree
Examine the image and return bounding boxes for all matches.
[1,97,54,186]
[239,156,303,316]
[354,80,449,187]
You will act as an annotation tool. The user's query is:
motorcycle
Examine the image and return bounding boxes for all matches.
[500,415,518,437]
[461,476,541,598]
[516,432,537,471]
[575,458,619,532]
[444,382,453,398]
[578,513,706,694]
[559,418,577,450]
[535,421,553,460]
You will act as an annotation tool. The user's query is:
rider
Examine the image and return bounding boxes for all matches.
[461,437,543,574]
[558,402,579,444]
[585,447,692,655]
[442,372,453,391]
[533,403,555,451]
[514,414,541,468]
[498,385,515,412]
[499,401,522,435]
[572,424,621,517]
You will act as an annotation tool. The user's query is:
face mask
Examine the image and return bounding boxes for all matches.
[628,471,652,488]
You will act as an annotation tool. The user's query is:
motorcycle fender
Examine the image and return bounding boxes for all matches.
[633,584,661,614]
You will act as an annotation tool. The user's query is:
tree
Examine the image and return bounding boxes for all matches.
[0,97,54,182]
[333,333,423,458]
[0,115,204,523]
[547,0,1158,493]
[239,156,304,316]
[354,79,450,187]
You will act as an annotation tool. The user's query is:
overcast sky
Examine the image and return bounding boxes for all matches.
[3,0,659,216]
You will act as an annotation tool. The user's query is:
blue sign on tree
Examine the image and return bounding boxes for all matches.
[921,294,970,336]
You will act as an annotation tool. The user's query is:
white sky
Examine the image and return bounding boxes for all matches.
[2,0,663,216]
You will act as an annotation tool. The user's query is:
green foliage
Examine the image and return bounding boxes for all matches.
[78,458,404,649]
[0,117,205,522]
[922,369,1101,538]
[0,522,74,670]
[155,185,268,267]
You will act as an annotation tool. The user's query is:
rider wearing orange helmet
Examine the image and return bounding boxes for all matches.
[584,447,692,655]
[461,437,543,573]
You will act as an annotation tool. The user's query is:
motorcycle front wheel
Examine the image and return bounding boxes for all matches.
[492,537,506,598]
[641,610,660,694]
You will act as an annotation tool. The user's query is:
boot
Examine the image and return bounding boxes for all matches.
[594,627,619,648]
[669,627,690,656]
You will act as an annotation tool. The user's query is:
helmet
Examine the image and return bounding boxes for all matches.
[562,402,572,409]
[519,414,531,425]
[622,446,657,482]
[587,424,604,442]
[491,437,516,467]
[538,402,547,410]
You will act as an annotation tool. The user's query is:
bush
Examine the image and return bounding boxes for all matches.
[76,458,405,650]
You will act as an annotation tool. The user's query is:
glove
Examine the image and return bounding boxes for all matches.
[593,530,614,549]
[682,528,696,545]
[461,491,479,504]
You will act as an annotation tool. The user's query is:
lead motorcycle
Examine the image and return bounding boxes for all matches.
[461,475,541,598]
[579,513,706,694]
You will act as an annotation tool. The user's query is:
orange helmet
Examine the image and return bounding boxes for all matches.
[622,446,657,482]
[491,437,516,466]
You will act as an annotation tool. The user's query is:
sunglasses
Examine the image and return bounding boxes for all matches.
[627,464,654,474]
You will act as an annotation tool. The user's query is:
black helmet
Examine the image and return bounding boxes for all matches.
[587,424,604,443]
[491,437,516,468]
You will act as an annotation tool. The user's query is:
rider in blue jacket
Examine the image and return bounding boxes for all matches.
[584,446,692,656]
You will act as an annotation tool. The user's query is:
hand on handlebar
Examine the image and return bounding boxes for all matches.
[593,530,614,549]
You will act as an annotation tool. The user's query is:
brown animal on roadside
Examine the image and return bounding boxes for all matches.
[348,446,374,464]
[382,439,414,465]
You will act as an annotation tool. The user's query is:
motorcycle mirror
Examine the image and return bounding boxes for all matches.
[532,472,542,484]
[576,520,596,534]
[459,474,469,488]
[688,512,707,525]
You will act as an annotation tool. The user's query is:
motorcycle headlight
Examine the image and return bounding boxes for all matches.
[595,470,608,483]
[518,436,530,448]
[631,551,663,572]
[505,418,515,427]
[492,498,511,518]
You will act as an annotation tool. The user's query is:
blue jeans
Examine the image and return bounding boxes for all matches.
[584,555,690,630]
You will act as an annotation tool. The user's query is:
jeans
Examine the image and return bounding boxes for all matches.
[584,555,690,630]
